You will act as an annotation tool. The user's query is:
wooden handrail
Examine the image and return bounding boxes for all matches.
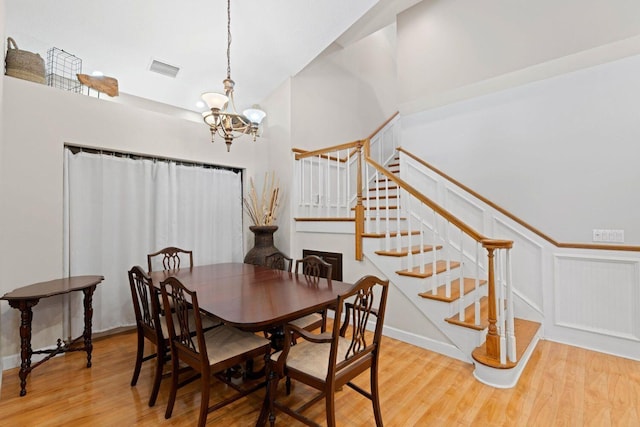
[366,111,400,140]
[294,139,363,160]
[365,155,495,245]
[399,147,640,252]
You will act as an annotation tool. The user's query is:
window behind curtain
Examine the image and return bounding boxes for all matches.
[63,147,243,335]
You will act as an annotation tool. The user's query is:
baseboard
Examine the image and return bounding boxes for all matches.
[381,324,469,363]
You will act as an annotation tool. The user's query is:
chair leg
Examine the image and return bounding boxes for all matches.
[148,347,165,407]
[325,388,336,427]
[285,375,292,395]
[130,330,144,386]
[164,354,180,419]
[197,374,210,427]
[371,361,384,426]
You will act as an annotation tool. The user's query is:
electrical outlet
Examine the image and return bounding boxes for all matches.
[593,228,624,243]
[592,229,602,242]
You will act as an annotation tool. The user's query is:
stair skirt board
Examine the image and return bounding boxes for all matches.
[472,331,542,389]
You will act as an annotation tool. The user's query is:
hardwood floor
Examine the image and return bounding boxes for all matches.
[0,329,638,426]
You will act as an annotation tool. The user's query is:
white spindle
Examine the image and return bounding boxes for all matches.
[458,229,465,322]
[444,221,451,299]
[395,187,402,252]
[406,196,413,268]
[506,249,516,362]
[474,241,481,326]
[431,210,437,294]
[498,249,506,365]
[384,169,391,251]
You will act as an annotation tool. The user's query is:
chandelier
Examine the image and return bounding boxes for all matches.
[201,0,266,152]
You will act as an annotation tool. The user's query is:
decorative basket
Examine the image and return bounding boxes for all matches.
[5,37,46,84]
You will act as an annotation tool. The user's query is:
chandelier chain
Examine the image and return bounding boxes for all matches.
[226,0,232,80]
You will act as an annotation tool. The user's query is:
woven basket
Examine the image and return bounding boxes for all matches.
[5,37,46,84]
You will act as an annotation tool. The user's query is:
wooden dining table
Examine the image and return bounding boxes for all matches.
[148,263,352,344]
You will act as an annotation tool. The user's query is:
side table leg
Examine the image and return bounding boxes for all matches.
[8,299,39,396]
[82,286,96,368]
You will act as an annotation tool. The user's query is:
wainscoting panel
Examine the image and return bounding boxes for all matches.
[494,217,545,313]
[405,161,439,200]
[443,185,486,235]
[554,254,640,341]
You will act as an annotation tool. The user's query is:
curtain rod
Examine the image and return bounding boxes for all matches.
[64,144,242,174]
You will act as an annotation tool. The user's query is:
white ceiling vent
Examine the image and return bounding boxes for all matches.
[149,59,180,78]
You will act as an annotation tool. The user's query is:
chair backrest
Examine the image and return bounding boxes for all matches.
[295,255,332,283]
[265,251,293,272]
[147,246,193,272]
[128,265,164,342]
[159,276,207,366]
[330,275,389,377]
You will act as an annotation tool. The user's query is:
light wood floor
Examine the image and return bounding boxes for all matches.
[0,329,638,426]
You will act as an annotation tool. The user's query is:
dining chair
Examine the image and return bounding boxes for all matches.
[147,246,193,272]
[257,274,390,427]
[127,265,171,407]
[264,251,293,272]
[159,276,272,427]
[292,255,333,333]
[128,265,220,407]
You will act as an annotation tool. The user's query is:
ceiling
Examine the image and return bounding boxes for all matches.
[4,0,383,113]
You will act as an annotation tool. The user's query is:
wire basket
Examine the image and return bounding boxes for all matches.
[46,47,82,93]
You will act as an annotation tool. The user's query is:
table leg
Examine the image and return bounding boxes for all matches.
[82,286,96,368]
[8,299,40,396]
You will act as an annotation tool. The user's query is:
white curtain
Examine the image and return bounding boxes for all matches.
[63,148,243,335]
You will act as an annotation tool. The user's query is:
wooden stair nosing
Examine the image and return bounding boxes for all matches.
[396,260,461,278]
[363,195,399,200]
[375,244,442,257]
[418,277,488,303]
[445,296,489,331]
[369,185,398,191]
[353,205,399,211]
[294,217,354,222]
[471,318,541,369]
[362,230,420,238]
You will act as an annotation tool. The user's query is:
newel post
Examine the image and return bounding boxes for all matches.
[355,140,364,260]
[484,245,500,359]
[481,239,514,361]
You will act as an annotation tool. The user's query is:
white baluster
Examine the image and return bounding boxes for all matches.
[458,229,465,322]
[498,249,506,365]
[475,241,481,326]
[444,221,451,299]
[506,249,516,362]
[431,210,437,294]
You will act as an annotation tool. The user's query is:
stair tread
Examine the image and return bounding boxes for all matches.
[362,230,420,238]
[396,260,461,278]
[419,277,487,302]
[363,195,398,200]
[445,296,489,331]
[472,318,541,369]
[369,185,398,191]
[354,205,399,211]
[375,244,442,257]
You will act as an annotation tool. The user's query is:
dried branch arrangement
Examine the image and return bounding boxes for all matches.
[243,172,280,226]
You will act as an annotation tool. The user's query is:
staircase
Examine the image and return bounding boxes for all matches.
[293,113,541,388]
[360,156,540,387]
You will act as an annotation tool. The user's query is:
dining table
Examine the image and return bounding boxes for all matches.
[148,262,353,348]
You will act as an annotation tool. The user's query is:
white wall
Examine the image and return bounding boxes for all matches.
[398,0,640,113]
[290,24,397,151]
[0,77,267,358]
[402,52,640,245]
